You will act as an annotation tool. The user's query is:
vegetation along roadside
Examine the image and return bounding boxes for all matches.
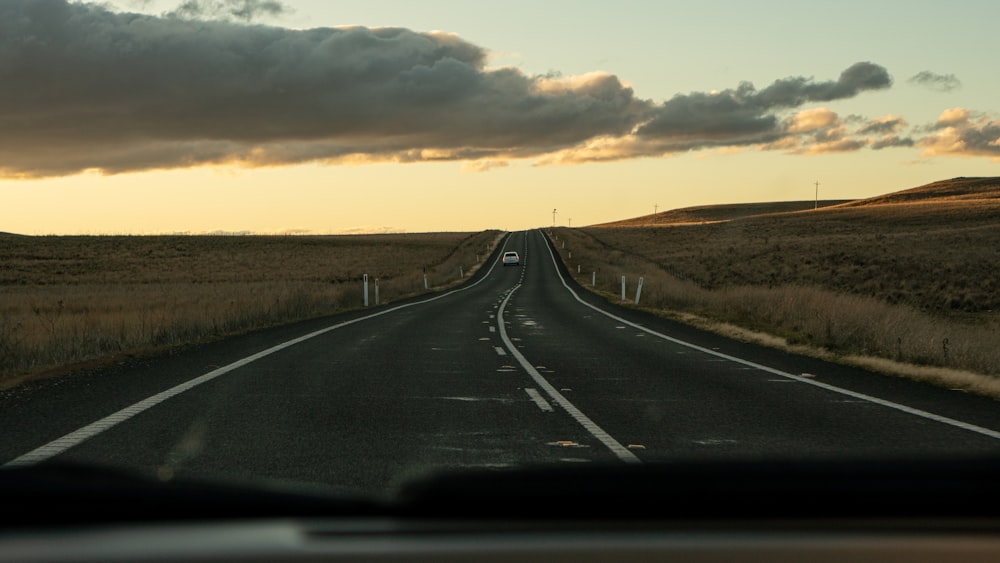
[0,230,504,389]
[548,177,1000,400]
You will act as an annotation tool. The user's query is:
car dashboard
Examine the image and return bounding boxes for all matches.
[2,457,1000,562]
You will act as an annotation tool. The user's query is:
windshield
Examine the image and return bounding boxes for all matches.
[1,0,999,515]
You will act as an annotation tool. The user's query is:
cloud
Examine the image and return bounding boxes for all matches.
[174,0,290,21]
[542,63,896,163]
[785,108,840,134]
[917,108,1000,160]
[857,115,905,136]
[871,136,915,150]
[3,2,965,178]
[854,115,915,150]
[635,62,891,143]
[0,0,649,177]
[908,71,962,92]
[461,160,510,173]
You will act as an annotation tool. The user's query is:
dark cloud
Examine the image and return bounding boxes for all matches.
[0,1,941,177]
[166,0,291,22]
[857,116,905,135]
[871,136,914,149]
[540,63,895,162]
[636,62,892,146]
[0,0,649,177]
[908,71,961,92]
[854,116,914,150]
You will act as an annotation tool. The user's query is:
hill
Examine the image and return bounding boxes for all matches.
[836,176,1000,207]
[574,176,1000,312]
[551,177,1000,394]
[590,176,1000,227]
[550,176,1000,387]
[591,200,852,227]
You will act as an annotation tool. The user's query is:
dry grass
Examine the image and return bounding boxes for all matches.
[0,231,504,387]
[549,176,1000,399]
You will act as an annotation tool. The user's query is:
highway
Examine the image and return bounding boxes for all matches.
[3,230,1000,495]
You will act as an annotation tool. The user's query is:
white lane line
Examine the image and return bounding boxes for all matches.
[498,284,642,465]
[525,388,554,412]
[536,230,1000,442]
[494,346,507,356]
[5,235,521,469]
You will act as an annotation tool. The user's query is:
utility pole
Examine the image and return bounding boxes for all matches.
[654,203,658,215]
[568,218,572,227]
[552,208,557,226]
[814,181,820,210]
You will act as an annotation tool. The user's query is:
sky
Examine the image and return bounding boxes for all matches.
[2,0,998,235]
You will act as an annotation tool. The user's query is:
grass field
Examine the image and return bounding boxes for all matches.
[0,230,503,387]
[3,176,998,398]
[550,176,1000,398]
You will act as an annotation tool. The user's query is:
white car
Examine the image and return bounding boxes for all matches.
[502,251,520,266]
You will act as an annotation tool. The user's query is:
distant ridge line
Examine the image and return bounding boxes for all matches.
[588,176,1000,227]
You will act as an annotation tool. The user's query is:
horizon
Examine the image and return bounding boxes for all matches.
[2,0,998,236]
[9,172,993,236]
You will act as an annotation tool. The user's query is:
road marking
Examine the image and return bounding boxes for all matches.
[536,230,1000,442]
[497,284,641,465]
[525,388,553,411]
[494,346,507,356]
[5,234,520,469]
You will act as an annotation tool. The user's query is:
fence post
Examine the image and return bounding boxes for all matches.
[592,271,596,286]
[363,274,369,307]
[424,274,428,289]
[375,278,380,305]
[634,276,644,305]
[621,275,626,301]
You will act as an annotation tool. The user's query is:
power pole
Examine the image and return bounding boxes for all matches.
[552,208,557,226]
[654,203,658,215]
[814,181,820,210]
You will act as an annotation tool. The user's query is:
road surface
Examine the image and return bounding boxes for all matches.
[3,230,999,495]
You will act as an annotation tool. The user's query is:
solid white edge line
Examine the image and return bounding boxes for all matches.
[5,234,520,468]
[536,230,1000,441]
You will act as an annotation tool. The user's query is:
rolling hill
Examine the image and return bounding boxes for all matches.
[590,176,1000,227]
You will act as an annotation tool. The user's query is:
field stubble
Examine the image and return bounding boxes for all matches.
[548,182,1000,399]
[0,231,503,387]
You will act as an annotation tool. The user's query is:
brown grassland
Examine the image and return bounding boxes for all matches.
[0,230,503,388]
[549,177,1000,399]
[1,176,997,400]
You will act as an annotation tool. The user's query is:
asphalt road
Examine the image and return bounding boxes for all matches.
[3,230,1000,496]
